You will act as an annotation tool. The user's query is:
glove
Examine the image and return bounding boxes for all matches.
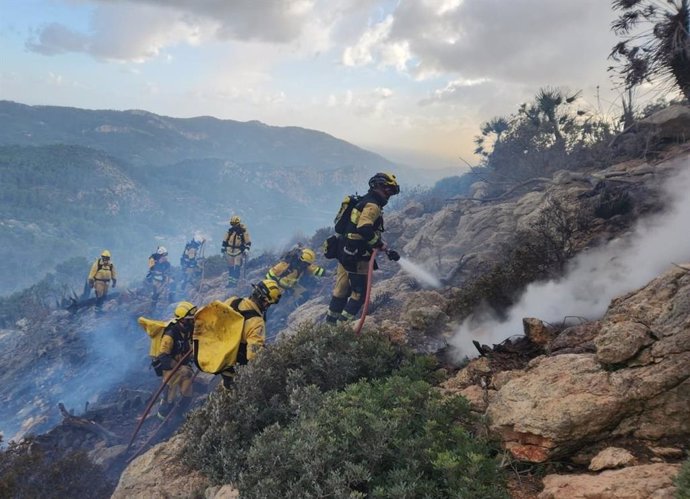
[111,279,117,288]
[245,242,252,248]
[88,279,95,288]
[221,247,227,255]
[387,249,400,262]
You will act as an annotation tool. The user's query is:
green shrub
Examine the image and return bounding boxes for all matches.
[676,459,690,499]
[0,437,112,499]
[240,376,507,499]
[182,323,438,484]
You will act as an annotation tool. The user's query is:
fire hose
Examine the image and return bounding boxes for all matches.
[126,349,193,452]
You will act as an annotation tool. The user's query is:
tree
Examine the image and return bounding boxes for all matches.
[610,0,690,100]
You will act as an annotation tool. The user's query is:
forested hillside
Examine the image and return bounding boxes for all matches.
[0,102,437,294]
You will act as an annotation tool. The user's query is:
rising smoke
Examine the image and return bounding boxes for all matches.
[1,313,147,442]
[450,163,690,358]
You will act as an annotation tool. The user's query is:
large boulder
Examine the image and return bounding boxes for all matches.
[111,435,210,499]
[639,104,690,141]
[539,463,680,499]
[487,267,690,461]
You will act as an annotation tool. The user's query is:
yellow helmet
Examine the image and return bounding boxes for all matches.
[230,215,241,226]
[368,172,400,195]
[101,250,111,258]
[252,279,282,305]
[174,301,197,319]
[300,248,316,264]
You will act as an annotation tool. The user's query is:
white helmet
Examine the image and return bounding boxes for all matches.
[157,246,168,255]
[193,234,204,244]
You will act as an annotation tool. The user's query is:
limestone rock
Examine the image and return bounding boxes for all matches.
[111,434,209,499]
[595,321,653,364]
[459,385,488,412]
[639,104,690,141]
[588,447,636,471]
[488,354,622,461]
[402,201,424,217]
[539,463,680,499]
[523,318,556,346]
[550,322,600,354]
[487,268,690,461]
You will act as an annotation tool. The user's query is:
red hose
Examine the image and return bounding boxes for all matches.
[354,248,378,336]
[126,349,193,451]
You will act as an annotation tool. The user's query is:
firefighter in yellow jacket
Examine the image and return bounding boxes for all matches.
[152,301,196,419]
[220,279,281,388]
[326,173,400,323]
[222,215,251,288]
[266,247,326,307]
[87,250,117,313]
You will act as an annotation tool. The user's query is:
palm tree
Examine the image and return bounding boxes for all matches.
[526,87,579,148]
[474,117,510,157]
[610,0,690,100]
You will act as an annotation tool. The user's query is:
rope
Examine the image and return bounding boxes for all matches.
[354,248,378,336]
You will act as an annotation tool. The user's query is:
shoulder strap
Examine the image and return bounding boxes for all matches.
[229,297,262,320]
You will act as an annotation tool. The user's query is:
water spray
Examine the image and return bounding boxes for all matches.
[398,257,442,289]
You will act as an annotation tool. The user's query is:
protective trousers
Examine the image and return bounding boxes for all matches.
[94,280,109,310]
[225,253,244,287]
[326,262,368,323]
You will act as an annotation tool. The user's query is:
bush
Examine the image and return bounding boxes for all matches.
[676,459,690,499]
[0,437,112,499]
[240,375,507,499]
[182,323,440,484]
[446,197,585,321]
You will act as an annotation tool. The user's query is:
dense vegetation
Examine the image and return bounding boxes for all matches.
[0,437,112,499]
[677,459,690,499]
[183,324,507,497]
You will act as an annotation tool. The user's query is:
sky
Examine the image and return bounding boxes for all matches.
[0,0,623,169]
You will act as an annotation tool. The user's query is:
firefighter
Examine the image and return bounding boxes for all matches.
[180,235,205,290]
[87,250,117,313]
[146,246,173,306]
[325,172,401,324]
[152,301,197,419]
[220,279,282,388]
[221,215,251,288]
[265,247,326,307]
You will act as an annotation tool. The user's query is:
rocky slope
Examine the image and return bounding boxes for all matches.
[108,114,690,497]
[4,108,690,497]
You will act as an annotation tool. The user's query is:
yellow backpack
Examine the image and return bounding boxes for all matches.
[137,317,169,357]
[192,299,250,374]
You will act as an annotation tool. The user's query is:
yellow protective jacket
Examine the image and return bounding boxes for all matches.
[225,296,265,361]
[223,224,251,256]
[266,260,325,289]
[345,191,387,254]
[88,258,116,282]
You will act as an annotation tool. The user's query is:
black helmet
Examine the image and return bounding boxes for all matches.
[368,172,400,195]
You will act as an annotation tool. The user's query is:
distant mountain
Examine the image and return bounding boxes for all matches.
[0,100,394,168]
[0,102,431,294]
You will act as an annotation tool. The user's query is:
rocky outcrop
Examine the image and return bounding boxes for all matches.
[111,435,210,499]
[484,267,690,462]
[539,463,680,499]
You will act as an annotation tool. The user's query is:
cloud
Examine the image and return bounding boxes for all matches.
[343,0,617,87]
[25,0,378,62]
[27,3,207,62]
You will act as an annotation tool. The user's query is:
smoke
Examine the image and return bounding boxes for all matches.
[398,257,442,289]
[1,314,148,442]
[450,164,690,358]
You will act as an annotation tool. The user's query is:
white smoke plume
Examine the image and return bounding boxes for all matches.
[450,163,690,358]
